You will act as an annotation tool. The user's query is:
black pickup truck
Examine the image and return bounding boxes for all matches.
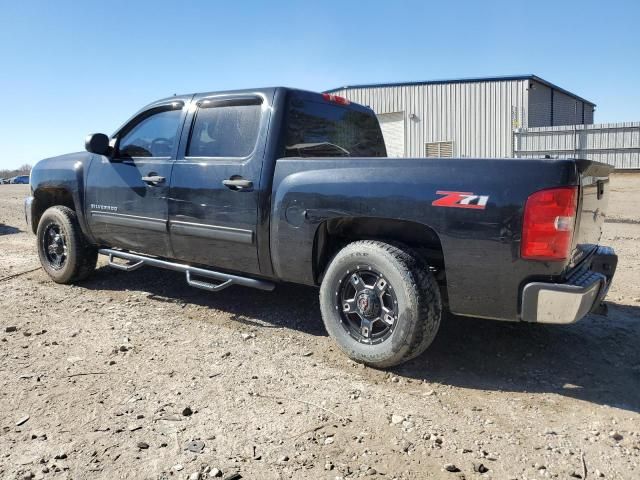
[25,87,617,367]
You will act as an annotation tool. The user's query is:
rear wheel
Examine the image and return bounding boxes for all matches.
[36,206,97,284]
[319,240,441,368]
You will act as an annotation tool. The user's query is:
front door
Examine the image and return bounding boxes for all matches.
[169,93,271,275]
[85,99,189,257]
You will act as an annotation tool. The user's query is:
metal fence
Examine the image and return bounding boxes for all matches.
[514,122,640,169]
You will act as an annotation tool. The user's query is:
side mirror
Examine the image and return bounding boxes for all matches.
[85,133,111,156]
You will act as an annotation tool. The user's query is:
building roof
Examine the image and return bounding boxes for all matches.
[325,74,596,107]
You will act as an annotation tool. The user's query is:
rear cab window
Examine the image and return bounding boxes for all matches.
[284,91,387,158]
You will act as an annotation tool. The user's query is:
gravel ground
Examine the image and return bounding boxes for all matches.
[0,176,639,480]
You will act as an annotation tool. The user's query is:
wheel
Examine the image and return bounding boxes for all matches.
[36,206,97,284]
[319,240,442,368]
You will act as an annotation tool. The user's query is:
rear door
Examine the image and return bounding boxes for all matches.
[85,99,189,257]
[168,92,271,275]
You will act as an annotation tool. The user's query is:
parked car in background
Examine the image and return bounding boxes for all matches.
[11,175,30,184]
[25,87,617,367]
[0,178,8,184]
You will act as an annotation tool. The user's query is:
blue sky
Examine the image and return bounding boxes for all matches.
[0,0,638,170]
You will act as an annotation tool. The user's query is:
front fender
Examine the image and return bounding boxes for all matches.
[29,152,95,242]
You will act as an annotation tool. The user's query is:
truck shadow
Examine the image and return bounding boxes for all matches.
[84,265,327,336]
[397,304,640,414]
[83,265,640,413]
[0,224,22,235]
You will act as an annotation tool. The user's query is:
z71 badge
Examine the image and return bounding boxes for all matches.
[432,191,489,210]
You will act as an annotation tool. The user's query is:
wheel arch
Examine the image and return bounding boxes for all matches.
[30,187,77,234]
[312,216,447,296]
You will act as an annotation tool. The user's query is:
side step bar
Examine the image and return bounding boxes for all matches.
[98,249,275,292]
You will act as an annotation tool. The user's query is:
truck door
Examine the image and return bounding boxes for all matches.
[85,99,189,257]
[169,93,270,275]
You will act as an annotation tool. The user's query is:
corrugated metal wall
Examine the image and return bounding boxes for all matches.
[553,89,586,127]
[528,83,594,128]
[584,103,594,124]
[514,122,640,169]
[528,82,553,127]
[333,78,595,158]
[331,79,530,158]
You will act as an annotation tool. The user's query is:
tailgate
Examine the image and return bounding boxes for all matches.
[570,160,612,267]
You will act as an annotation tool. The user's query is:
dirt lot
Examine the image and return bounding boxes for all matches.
[1,176,639,480]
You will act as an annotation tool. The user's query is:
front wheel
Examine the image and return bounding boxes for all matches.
[319,240,442,368]
[36,206,97,284]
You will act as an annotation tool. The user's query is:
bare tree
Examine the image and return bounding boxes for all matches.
[0,164,32,179]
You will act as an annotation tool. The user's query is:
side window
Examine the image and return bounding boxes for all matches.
[187,100,262,158]
[118,108,182,158]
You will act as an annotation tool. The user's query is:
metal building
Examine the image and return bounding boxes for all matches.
[326,75,595,159]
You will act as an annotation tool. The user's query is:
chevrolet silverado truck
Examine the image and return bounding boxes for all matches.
[25,87,617,367]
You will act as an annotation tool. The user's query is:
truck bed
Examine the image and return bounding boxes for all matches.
[270,156,611,321]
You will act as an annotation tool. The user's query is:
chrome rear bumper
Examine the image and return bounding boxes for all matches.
[521,246,617,324]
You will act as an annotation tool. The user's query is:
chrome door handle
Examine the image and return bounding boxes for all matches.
[141,175,165,185]
[222,178,253,191]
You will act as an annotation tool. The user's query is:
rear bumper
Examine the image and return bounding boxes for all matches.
[521,246,617,324]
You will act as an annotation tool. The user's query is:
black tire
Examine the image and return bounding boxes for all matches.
[36,206,97,284]
[319,240,441,368]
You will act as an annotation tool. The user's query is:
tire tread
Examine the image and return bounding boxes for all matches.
[320,240,441,367]
[37,206,97,283]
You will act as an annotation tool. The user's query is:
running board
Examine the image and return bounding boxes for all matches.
[99,248,275,292]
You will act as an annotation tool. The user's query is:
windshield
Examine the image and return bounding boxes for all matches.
[284,94,386,158]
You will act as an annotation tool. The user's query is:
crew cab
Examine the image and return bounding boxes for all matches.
[25,87,617,367]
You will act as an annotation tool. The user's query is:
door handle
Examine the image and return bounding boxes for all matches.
[141,175,166,186]
[223,178,253,191]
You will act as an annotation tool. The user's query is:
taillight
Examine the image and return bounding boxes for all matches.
[521,186,578,261]
[322,93,351,105]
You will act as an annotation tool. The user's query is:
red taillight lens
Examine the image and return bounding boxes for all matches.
[322,93,350,105]
[521,186,578,261]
